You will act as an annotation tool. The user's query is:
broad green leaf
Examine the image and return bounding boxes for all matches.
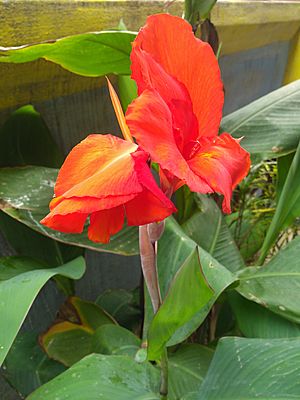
[70,296,115,329]
[0,213,82,277]
[0,31,136,76]
[238,236,300,323]
[41,297,115,366]
[92,325,141,357]
[3,332,65,397]
[147,248,214,360]
[117,75,138,111]
[229,292,300,338]
[42,323,94,367]
[0,257,43,280]
[0,105,63,168]
[182,194,245,272]
[197,337,300,399]
[27,354,160,400]
[168,344,213,400]
[0,107,82,278]
[147,217,235,348]
[181,394,198,400]
[221,80,300,162]
[0,256,85,366]
[0,166,139,255]
[96,289,141,330]
[259,141,300,262]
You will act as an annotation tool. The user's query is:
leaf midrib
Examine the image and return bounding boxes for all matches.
[224,89,300,134]
[240,271,300,280]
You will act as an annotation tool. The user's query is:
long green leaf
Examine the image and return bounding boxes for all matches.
[197,337,300,399]
[3,332,65,397]
[259,140,300,262]
[182,195,245,272]
[0,31,136,76]
[168,344,213,400]
[92,325,141,357]
[238,236,300,323]
[145,218,235,353]
[221,80,300,162]
[27,354,160,400]
[40,297,116,366]
[0,256,85,366]
[147,248,214,360]
[229,291,300,338]
[0,166,139,255]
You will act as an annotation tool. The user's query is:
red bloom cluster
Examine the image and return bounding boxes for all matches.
[41,14,250,243]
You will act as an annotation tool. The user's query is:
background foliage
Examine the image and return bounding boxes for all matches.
[0,2,299,399]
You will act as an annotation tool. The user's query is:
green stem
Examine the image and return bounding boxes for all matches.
[160,349,169,399]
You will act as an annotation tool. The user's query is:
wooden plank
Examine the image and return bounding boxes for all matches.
[0,1,299,48]
[0,0,299,113]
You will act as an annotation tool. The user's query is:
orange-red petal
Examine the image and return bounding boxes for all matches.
[40,212,88,234]
[125,189,174,226]
[131,13,224,138]
[54,134,141,198]
[126,89,211,193]
[88,206,125,243]
[49,195,136,214]
[41,133,176,243]
[188,133,251,213]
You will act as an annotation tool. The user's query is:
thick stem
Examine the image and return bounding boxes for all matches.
[139,224,162,313]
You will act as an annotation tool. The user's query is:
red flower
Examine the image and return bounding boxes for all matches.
[41,134,176,243]
[126,14,250,212]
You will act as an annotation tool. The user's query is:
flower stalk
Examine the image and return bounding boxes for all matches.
[139,221,169,399]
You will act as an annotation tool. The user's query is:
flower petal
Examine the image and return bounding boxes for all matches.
[126,89,212,193]
[40,212,88,233]
[132,13,224,137]
[130,47,199,149]
[49,194,136,214]
[88,206,125,243]
[131,47,189,107]
[125,189,174,226]
[54,134,141,198]
[188,133,251,213]
[131,149,177,214]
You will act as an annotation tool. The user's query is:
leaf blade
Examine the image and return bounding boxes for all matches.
[0,256,85,366]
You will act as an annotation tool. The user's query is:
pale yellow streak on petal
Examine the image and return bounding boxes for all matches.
[106,77,134,143]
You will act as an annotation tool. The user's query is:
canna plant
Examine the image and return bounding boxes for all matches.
[39,14,250,397]
[0,7,300,400]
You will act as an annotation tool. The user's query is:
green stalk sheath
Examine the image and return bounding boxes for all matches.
[160,349,169,399]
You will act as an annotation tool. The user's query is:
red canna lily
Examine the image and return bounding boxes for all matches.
[40,134,176,243]
[126,13,251,213]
